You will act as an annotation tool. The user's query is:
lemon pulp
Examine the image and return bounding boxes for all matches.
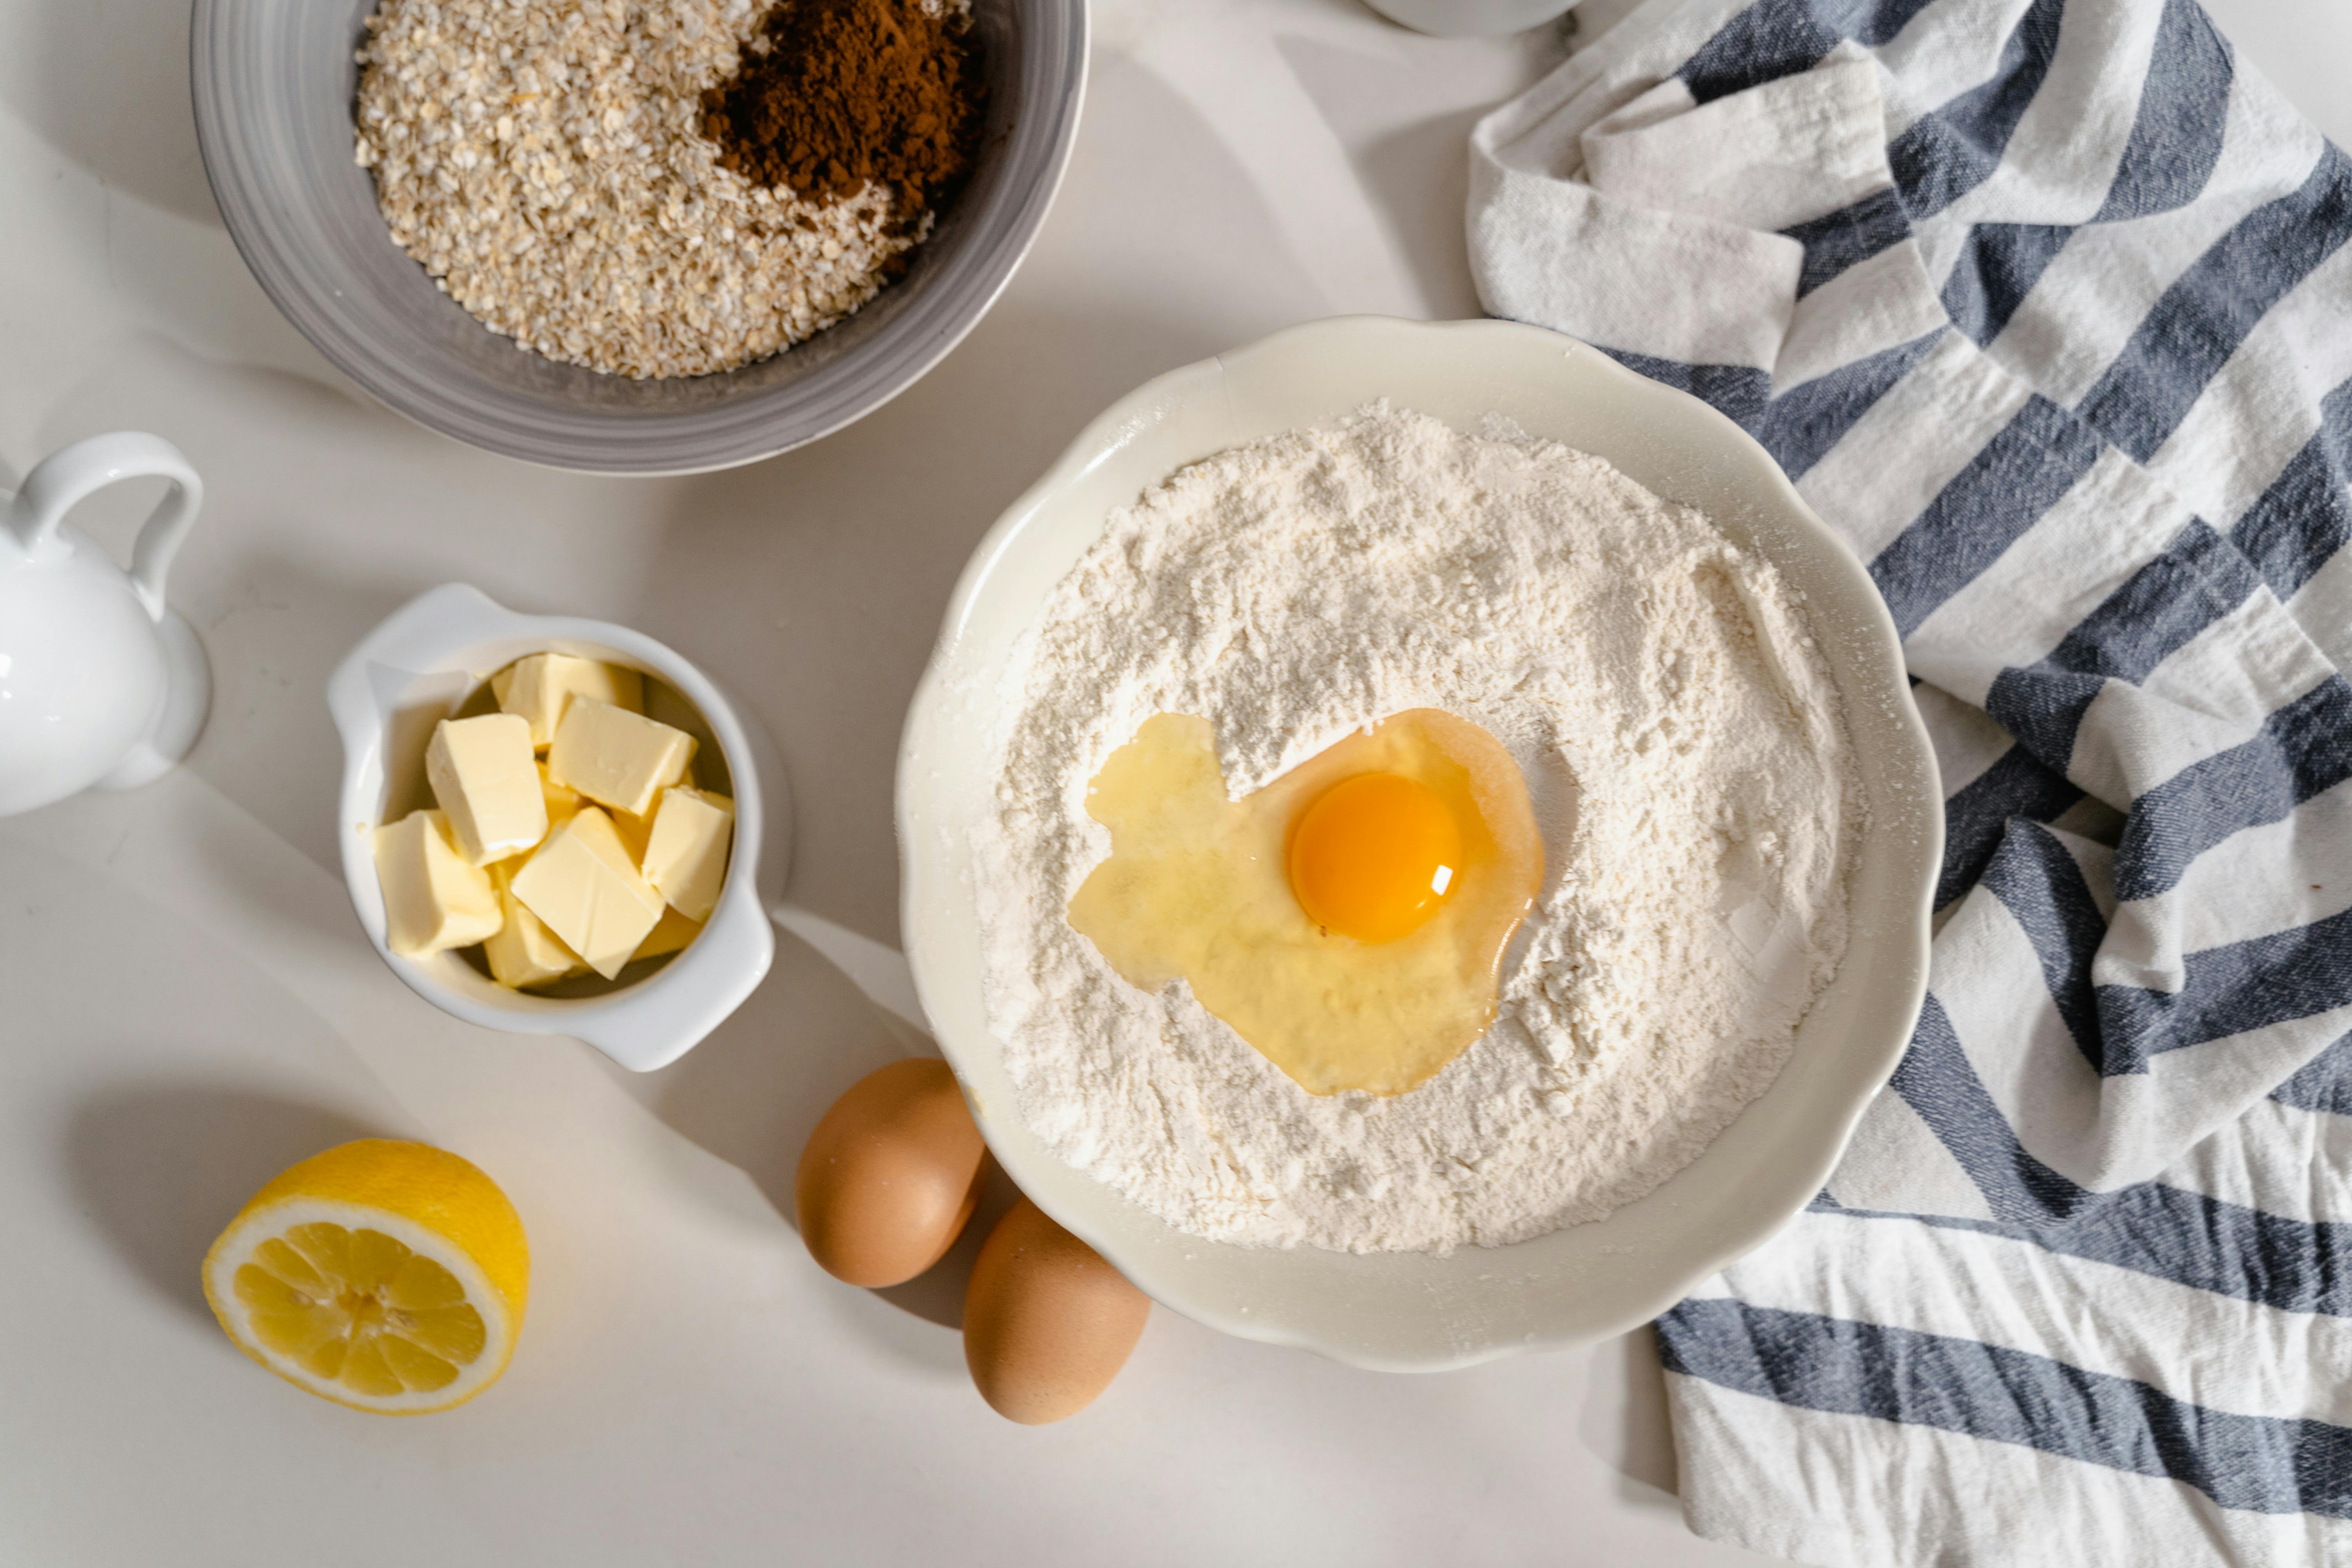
[235,1223,486,1396]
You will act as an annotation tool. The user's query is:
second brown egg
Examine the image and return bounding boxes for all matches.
[963,1196,1151,1425]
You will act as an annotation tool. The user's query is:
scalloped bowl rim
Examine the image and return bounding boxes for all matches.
[898,315,1941,1371]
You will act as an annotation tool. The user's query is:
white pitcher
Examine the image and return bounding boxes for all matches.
[0,432,211,817]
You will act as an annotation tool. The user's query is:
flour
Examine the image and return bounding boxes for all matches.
[974,408,1857,1254]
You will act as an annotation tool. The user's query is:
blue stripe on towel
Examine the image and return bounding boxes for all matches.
[1888,0,2069,221]
[1984,666,2104,777]
[2113,676,2352,902]
[1978,822,2108,1069]
[1980,519,2267,770]
[1786,187,1913,298]
[1594,347,1773,425]
[2232,377,2352,601]
[1605,334,1944,483]
[2076,144,2352,463]
[1869,395,2106,637]
[1937,0,2234,351]
[1828,1192,2352,1318]
[1656,1300,2352,1515]
[2092,0,2234,221]
[1943,223,2076,345]
[2275,1031,2352,1114]
[1755,330,1947,475]
[1889,994,2087,1214]
[2100,901,2352,1066]
[1844,0,1940,47]
[1679,0,1845,103]
[2041,518,2264,681]
[1937,743,2085,909]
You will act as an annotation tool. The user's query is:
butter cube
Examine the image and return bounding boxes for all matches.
[509,808,666,980]
[484,862,586,989]
[538,761,583,832]
[611,804,655,866]
[641,787,734,922]
[547,698,697,819]
[374,809,503,957]
[425,713,548,866]
[633,904,705,962]
[494,654,645,750]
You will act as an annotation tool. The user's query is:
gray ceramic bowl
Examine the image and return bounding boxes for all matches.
[191,0,1086,474]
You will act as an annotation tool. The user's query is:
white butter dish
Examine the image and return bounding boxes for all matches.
[329,583,789,1071]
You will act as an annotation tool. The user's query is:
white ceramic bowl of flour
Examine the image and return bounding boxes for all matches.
[899,316,1940,1370]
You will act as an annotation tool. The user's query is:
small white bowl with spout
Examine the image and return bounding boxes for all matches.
[328,583,790,1071]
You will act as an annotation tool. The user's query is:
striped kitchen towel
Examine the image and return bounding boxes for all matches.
[1469,0,2352,1562]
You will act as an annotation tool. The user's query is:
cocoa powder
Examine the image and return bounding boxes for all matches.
[702,0,985,220]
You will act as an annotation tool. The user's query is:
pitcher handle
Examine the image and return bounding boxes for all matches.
[4,432,204,622]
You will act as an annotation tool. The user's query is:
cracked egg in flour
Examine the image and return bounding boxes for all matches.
[1066,707,1543,1096]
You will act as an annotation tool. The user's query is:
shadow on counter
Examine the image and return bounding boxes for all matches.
[0,0,224,226]
[617,921,1025,1352]
[66,1082,383,1325]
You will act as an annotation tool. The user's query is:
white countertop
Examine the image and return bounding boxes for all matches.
[2,1,2341,1563]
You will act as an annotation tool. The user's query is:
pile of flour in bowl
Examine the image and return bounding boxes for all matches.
[974,408,1858,1254]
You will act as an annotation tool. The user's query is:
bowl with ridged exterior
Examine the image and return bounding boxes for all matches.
[191,0,1085,474]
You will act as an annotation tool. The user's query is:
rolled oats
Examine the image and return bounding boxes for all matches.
[354,0,924,379]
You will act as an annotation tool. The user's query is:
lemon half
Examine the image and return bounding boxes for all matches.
[202,1139,528,1416]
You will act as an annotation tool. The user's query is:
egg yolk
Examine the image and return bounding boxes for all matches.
[1066,708,1543,1097]
[1288,773,1462,944]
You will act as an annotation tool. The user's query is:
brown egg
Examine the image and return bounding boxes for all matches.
[963,1196,1151,1424]
[795,1058,987,1288]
